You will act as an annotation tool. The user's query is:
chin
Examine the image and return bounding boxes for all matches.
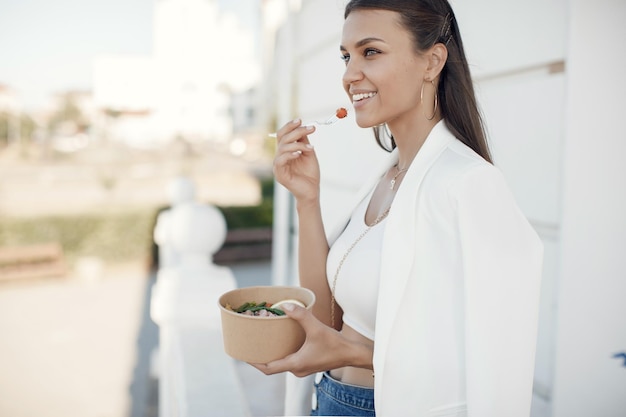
[354,116,378,129]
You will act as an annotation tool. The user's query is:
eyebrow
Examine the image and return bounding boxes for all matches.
[340,37,385,51]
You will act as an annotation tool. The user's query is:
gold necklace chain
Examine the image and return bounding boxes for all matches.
[390,165,409,190]
[330,206,391,329]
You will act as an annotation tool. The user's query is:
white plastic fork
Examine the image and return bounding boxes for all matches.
[311,113,341,126]
[268,111,344,137]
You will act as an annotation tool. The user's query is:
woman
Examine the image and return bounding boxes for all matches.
[254,1,543,416]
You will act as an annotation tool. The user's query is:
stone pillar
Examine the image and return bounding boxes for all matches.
[150,176,249,417]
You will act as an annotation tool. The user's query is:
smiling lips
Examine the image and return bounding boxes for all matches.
[352,91,377,102]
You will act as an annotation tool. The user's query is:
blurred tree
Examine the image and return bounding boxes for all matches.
[0,112,7,147]
[20,114,37,142]
[0,112,36,148]
[47,94,89,136]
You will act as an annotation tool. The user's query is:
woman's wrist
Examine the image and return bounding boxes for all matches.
[339,335,374,370]
[296,196,320,213]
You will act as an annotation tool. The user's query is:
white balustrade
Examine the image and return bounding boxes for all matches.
[150,176,250,417]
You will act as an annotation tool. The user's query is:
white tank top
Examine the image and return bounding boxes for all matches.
[326,189,386,341]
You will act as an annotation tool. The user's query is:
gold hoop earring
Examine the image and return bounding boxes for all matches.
[420,80,438,120]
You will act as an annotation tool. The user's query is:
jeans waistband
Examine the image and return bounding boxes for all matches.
[317,371,375,411]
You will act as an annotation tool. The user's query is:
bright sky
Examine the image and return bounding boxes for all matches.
[0,0,259,111]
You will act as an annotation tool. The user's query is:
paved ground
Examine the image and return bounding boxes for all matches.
[0,259,279,417]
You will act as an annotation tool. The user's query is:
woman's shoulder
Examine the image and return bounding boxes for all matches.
[429,140,521,213]
[425,137,497,188]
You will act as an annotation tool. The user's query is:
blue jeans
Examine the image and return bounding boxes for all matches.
[310,372,375,416]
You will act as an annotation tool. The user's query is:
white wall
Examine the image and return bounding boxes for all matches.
[454,0,568,410]
[269,0,626,415]
[551,1,626,415]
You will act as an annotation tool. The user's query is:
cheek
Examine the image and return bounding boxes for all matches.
[389,64,421,101]
[396,61,419,86]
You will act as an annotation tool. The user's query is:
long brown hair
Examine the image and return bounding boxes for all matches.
[345,0,492,163]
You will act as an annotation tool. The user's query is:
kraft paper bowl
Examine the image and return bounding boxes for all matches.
[218,285,316,363]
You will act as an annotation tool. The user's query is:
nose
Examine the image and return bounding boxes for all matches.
[342,59,363,88]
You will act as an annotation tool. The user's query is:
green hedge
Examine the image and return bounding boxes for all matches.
[0,210,157,263]
[218,199,273,230]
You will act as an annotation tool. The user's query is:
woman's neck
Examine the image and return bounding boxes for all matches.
[389,116,441,170]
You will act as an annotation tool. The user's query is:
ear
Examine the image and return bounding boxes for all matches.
[425,43,448,80]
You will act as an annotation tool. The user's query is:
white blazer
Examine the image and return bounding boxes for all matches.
[287,121,543,416]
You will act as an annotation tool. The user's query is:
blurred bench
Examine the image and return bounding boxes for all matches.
[214,227,272,264]
[0,243,67,281]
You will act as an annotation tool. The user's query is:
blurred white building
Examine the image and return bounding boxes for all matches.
[93,0,261,148]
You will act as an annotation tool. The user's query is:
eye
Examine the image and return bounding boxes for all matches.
[364,48,381,57]
[340,54,350,63]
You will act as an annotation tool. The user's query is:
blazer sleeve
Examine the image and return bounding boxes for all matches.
[453,164,543,417]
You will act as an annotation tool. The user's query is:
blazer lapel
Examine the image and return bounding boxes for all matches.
[374,121,455,385]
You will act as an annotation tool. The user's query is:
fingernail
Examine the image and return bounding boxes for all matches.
[282,303,295,311]
[305,144,314,149]
[292,151,302,156]
[305,125,314,131]
[292,118,301,124]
